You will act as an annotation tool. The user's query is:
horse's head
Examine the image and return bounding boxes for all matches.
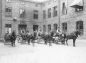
[75,30,81,37]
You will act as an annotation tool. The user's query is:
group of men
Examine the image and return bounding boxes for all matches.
[21,29,62,40]
[4,29,63,46]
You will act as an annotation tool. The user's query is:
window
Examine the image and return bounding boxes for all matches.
[5,7,12,12]
[5,7,12,17]
[76,21,83,35]
[54,24,58,31]
[62,22,67,32]
[48,24,51,32]
[33,25,38,31]
[19,9,26,18]
[33,10,38,19]
[43,10,46,19]
[75,7,83,12]
[53,6,57,17]
[5,24,12,33]
[43,25,46,33]
[48,8,51,18]
[62,2,67,15]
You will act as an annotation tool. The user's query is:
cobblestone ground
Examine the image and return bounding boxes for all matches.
[0,39,86,63]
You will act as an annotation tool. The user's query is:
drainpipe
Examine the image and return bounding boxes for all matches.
[58,0,61,31]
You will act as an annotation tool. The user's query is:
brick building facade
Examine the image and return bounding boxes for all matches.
[1,0,43,38]
[0,0,86,39]
[42,0,86,39]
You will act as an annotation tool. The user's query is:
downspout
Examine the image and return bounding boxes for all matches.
[58,0,61,31]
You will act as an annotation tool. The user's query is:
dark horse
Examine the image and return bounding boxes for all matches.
[39,33,54,46]
[65,30,81,47]
[4,33,11,43]
[4,31,16,47]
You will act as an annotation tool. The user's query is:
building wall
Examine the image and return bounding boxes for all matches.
[41,0,86,39]
[1,0,43,38]
[0,0,2,38]
[1,0,86,39]
[42,0,59,32]
[61,0,86,39]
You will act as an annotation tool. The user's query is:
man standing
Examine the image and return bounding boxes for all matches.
[11,30,16,47]
[26,31,31,45]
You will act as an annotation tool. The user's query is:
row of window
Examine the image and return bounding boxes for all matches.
[43,6,58,19]
[5,21,83,35]
[5,7,39,19]
[5,2,67,19]
[5,3,83,19]
[43,21,83,34]
[43,2,67,19]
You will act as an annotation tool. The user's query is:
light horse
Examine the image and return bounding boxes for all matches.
[65,30,81,47]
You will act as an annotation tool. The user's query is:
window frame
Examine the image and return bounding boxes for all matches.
[48,24,51,32]
[5,7,12,17]
[33,10,38,19]
[62,22,67,32]
[43,10,46,19]
[53,6,57,17]
[62,2,67,15]
[48,8,51,18]
[76,21,83,35]
[53,24,58,31]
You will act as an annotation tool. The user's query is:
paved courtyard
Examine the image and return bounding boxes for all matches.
[0,39,86,63]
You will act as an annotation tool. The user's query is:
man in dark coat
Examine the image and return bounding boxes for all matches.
[11,31,16,47]
[26,31,31,45]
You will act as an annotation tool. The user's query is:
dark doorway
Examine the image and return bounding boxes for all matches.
[33,25,38,31]
[5,24,12,33]
[54,24,58,32]
[18,24,27,34]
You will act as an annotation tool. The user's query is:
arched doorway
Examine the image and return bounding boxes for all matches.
[33,25,38,31]
[18,24,27,34]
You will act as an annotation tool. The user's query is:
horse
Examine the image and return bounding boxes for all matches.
[4,31,17,47]
[20,33,28,44]
[4,33,11,43]
[39,33,54,46]
[50,31,66,44]
[65,30,81,47]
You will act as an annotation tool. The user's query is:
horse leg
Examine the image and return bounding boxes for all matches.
[73,39,76,47]
[11,41,13,47]
[61,40,65,45]
[66,39,68,46]
[32,39,35,47]
[13,41,15,47]
[28,39,30,45]
[45,40,47,45]
[62,38,66,45]
[49,40,52,46]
